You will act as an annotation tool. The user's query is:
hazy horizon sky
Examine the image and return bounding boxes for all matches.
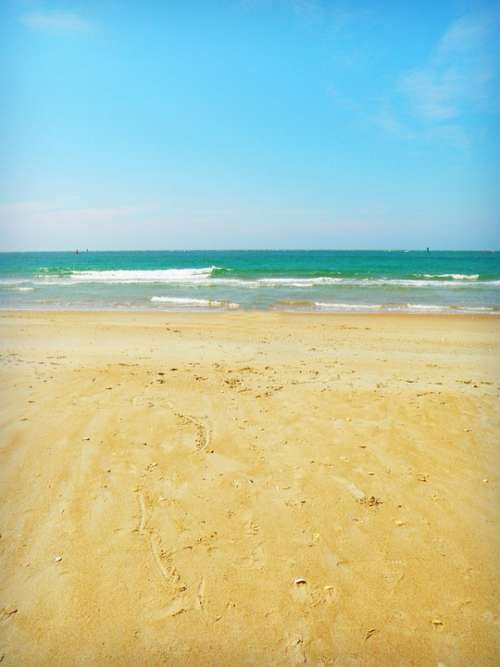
[1,0,499,251]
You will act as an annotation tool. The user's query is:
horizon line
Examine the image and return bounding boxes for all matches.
[0,248,499,254]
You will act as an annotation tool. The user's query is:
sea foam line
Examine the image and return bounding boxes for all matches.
[315,302,381,311]
[420,273,479,280]
[65,267,218,283]
[28,273,500,288]
[151,296,239,309]
[313,302,496,313]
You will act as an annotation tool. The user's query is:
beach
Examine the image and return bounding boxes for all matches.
[0,310,499,666]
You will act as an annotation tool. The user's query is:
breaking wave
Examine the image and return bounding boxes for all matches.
[419,273,479,280]
[24,268,500,289]
[41,267,219,284]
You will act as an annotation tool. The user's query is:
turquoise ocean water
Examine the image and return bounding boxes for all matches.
[0,250,499,313]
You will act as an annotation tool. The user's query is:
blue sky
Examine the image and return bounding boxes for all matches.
[1,0,499,250]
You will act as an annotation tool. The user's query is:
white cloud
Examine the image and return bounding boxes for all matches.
[371,108,416,140]
[438,12,497,54]
[400,69,463,121]
[360,10,500,147]
[20,11,92,33]
[400,12,500,122]
[371,108,468,148]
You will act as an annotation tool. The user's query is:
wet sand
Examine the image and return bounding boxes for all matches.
[0,311,499,666]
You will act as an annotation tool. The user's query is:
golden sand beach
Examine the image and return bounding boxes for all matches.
[0,311,499,666]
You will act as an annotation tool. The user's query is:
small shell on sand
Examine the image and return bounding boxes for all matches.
[294,578,307,585]
[54,555,63,562]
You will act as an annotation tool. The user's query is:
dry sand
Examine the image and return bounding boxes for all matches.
[0,310,499,666]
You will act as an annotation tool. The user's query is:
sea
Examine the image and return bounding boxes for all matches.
[0,250,499,314]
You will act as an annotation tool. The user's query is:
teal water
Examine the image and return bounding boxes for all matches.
[0,250,499,313]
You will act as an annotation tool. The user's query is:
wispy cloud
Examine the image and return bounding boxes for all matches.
[400,69,464,121]
[20,10,92,33]
[290,0,323,20]
[241,0,367,30]
[356,10,500,147]
[292,0,371,31]
[0,201,142,226]
[371,108,417,140]
[438,13,496,54]
[371,108,469,148]
[400,11,500,122]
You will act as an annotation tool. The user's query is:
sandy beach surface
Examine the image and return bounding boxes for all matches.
[0,310,499,666]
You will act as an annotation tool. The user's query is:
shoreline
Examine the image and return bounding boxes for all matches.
[1,307,499,319]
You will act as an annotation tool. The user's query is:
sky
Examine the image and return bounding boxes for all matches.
[0,0,499,250]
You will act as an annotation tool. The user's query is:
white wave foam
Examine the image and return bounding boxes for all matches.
[151,296,239,309]
[36,267,219,284]
[401,304,444,311]
[257,275,496,288]
[213,276,493,288]
[350,278,499,288]
[315,302,381,311]
[421,273,479,280]
[257,277,342,287]
[0,279,33,286]
[0,282,35,291]
[448,306,496,312]
[24,269,500,289]
[314,302,496,313]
